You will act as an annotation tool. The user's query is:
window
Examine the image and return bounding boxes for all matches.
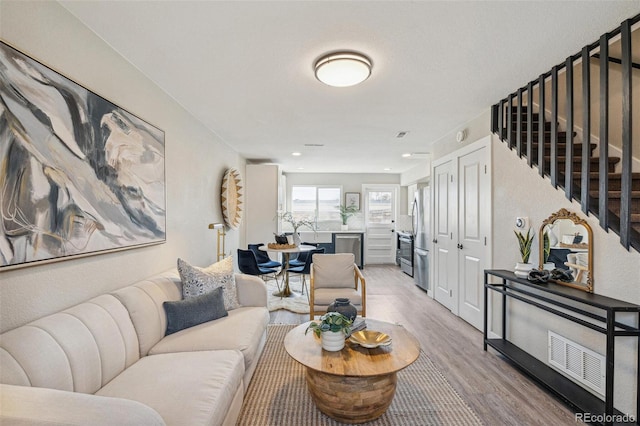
[290,186,341,228]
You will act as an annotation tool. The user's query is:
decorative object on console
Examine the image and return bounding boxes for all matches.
[513,228,534,278]
[327,298,357,321]
[221,168,243,230]
[539,208,593,293]
[527,269,550,284]
[0,41,166,270]
[305,311,353,352]
[542,231,554,270]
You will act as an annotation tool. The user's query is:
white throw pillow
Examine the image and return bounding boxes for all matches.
[177,257,240,310]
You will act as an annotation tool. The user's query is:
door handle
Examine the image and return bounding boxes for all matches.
[433,239,438,244]
[457,243,464,250]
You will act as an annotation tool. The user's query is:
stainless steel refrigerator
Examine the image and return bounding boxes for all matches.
[411,186,430,291]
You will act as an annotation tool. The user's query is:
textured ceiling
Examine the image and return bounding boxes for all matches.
[60,1,640,174]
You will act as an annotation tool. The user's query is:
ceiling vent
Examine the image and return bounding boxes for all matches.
[304,144,324,147]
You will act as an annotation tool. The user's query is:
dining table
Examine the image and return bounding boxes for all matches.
[259,244,316,297]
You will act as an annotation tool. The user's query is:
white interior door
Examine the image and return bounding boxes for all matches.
[431,136,492,328]
[432,160,456,311]
[363,185,397,264]
[457,145,491,330]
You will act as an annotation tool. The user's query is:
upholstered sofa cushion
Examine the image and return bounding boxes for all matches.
[148,306,269,371]
[312,253,356,288]
[0,294,139,393]
[111,269,184,357]
[163,287,228,335]
[113,269,268,358]
[312,288,363,306]
[96,350,244,426]
[0,383,165,425]
[177,257,240,310]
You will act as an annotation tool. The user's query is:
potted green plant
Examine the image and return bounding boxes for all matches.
[305,311,353,351]
[514,228,534,278]
[542,231,554,270]
[338,204,358,230]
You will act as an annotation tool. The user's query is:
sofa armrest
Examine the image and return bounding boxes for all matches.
[235,274,267,307]
[0,384,165,425]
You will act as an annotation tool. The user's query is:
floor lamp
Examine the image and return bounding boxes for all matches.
[208,223,226,261]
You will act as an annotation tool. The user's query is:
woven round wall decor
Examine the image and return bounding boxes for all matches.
[221,168,243,230]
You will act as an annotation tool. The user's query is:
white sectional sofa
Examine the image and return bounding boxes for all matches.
[0,269,270,426]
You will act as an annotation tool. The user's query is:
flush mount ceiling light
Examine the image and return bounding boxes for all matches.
[314,51,372,87]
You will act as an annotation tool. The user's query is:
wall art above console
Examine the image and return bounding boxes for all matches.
[0,40,166,270]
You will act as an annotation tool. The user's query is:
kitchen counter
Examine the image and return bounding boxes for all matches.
[296,231,364,267]
[299,230,364,243]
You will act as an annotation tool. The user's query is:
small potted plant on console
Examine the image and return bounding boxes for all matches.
[514,228,534,278]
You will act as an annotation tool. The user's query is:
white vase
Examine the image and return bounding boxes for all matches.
[341,224,348,231]
[321,330,345,351]
[514,262,534,278]
[292,232,301,246]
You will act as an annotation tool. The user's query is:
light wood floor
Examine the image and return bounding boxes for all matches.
[270,264,580,425]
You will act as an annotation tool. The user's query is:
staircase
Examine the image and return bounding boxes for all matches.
[491,14,640,253]
[498,105,640,253]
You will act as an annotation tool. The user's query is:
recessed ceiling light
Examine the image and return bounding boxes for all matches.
[396,131,409,138]
[402,153,412,158]
[292,152,302,156]
[297,167,304,170]
[383,167,391,171]
[314,51,372,87]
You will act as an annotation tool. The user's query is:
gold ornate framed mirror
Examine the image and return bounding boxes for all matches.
[539,208,593,292]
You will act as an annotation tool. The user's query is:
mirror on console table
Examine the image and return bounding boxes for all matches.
[539,208,593,293]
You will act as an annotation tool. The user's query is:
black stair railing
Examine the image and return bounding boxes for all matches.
[490,13,640,253]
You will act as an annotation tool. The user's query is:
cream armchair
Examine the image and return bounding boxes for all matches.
[309,253,366,320]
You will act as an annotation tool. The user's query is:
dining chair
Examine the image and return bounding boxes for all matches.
[309,253,366,320]
[248,243,282,269]
[287,247,324,301]
[237,249,281,295]
[288,242,319,268]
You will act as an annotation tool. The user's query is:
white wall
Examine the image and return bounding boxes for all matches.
[430,108,639,416]
[400,160,430,186]
[0,1,244,332]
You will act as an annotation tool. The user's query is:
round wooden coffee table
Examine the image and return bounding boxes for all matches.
[284,318,420,424]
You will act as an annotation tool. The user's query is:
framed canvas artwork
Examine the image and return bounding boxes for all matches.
[0,41,166,270]
[345,192,360,210]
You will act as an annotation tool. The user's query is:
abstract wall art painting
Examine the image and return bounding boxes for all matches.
[0,41,166,270]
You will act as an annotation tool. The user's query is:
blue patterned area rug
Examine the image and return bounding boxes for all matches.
[237,325,482,425]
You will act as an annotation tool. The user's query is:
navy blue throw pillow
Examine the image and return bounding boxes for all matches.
[163,286,228,335]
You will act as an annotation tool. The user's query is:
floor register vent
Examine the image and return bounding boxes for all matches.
[548,331,605,395]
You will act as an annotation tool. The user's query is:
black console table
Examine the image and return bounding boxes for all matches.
[484,270,640,425]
